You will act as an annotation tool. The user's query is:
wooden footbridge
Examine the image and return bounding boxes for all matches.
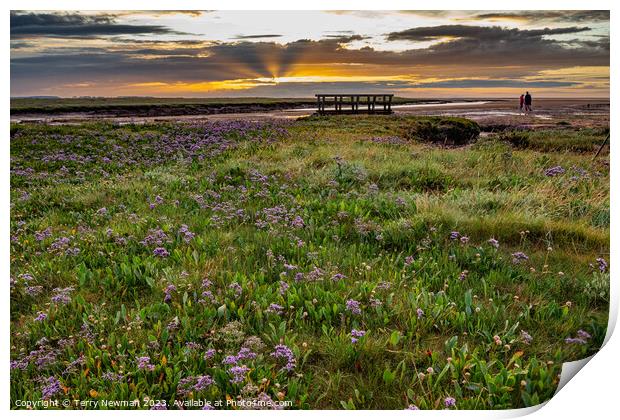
[315,94,394,115]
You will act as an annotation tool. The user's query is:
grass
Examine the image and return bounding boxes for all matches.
[10,115,609,409]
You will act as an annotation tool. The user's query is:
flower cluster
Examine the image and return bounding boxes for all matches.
[350,329,366,344]
[271,344,296,372]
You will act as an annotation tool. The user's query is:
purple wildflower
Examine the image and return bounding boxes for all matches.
[178,224,195,243]
[520,330,533,344]
[102,372,124,382]
[137,356,155,371]
[444,397,456,408]
[228,365,250,383]
[511,252,529,264]
[25,286,43,296]
[150,402,167,410]
[577,330,592,340]
[229,282,242,297]
[544,166,565,177]
[35,228,52,241]
[267,303,284,314]
[140,228,170,247]
[271,344,296,372]
[596,258,608,273]
[41,376,63,400]
[487,238,500,249]
[449,231,460,240]
[194,375,214,391]
[350,329,366,344]
[236,347,258,361]
[279,281,289,295]
[163,284,176,302]
[153,247,170,258]
[51,287,74,304]
[223,355,239,365]
[346,299,362,315]
[19,273,35,281]
[416,308,425,319]
[34,311,47,322]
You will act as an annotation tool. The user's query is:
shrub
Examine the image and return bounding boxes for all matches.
[499,131,530,148]
[401,117,480,146]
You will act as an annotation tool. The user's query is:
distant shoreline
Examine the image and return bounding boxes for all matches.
[10,97,509,117]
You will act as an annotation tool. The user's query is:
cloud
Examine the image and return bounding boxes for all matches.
[10,11,186,38]
[9,12,609,97]
[385,25,592,42]
[410,79,578,88]
[233,34,283,39]
[322,34,370,42]
[468,10,610,23]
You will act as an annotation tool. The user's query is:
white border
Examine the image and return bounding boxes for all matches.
[3,1,617,419]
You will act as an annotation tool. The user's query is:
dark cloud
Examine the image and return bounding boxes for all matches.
[469,10,610,23]
[233,34,283,39]
[411,79,578,88]
[386,25,591,42]
[322,34,369,42]
[10,40,34,49]
[10,11,186,38]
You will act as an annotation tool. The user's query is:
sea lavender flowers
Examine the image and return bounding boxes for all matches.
[177,375,214,396]
[178,224,195,243]
[346,299,362,315]
[596,257,608,273]
[228,365,250,383]
[34,311,47,322]
[444,396,456,408]
[266,303,284,315]
[153,247,170,258]
[271,344,296,372]
[520,330,533,344]
[279,281,289,295]
[350,329,366,344]
[41,376,63,400]
[137,356,155,371]
[487,238,500,249]
[565,330,592,344]
[51,287,74,304]
[163,284,176,302]
[416,308,425,319]
[544,166,565,177]
[511,252,529,264]
[204,349,217,360]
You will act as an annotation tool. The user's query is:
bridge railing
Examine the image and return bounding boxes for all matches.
[315,94,394,114]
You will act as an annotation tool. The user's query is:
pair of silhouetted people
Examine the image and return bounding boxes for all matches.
[519,92,532,114]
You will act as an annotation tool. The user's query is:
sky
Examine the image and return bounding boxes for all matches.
[10,10,610,98]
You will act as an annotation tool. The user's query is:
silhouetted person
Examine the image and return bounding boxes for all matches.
[519,94,525,113]
[524,91,532,113]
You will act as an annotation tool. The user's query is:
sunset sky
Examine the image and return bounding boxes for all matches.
[10,10,610,98]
